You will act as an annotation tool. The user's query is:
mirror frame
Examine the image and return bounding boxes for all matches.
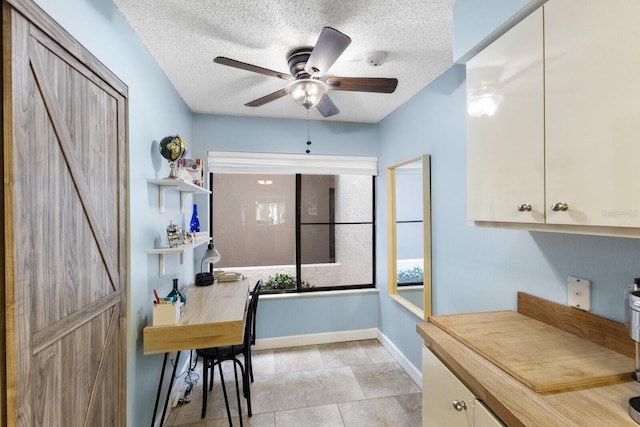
[387,154,431,319]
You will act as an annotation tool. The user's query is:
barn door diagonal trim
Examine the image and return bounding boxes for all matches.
[31,292,121,356]
[27,37,119,291]
[83,304,120,427]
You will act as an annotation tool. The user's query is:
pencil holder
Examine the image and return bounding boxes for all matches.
[152,302,181,326]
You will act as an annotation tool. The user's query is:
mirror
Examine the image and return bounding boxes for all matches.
[387,155,431,319]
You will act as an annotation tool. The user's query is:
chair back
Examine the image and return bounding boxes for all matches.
[244,279,263,348]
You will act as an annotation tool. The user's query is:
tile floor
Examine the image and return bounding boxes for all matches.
[165,339,422,427]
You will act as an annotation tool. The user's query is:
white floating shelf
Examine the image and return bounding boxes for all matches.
[148,178,210,213]
[148,235,211,276]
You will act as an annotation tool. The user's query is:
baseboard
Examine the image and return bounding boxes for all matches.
[377,330,422,389]
[253,328,378,350]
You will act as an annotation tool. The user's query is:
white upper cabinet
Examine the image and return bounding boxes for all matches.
[468,0,640,234]
[467,8,544,224]
[544,0,640,227]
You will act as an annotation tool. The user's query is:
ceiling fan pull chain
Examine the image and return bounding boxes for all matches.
[306,109,312,154]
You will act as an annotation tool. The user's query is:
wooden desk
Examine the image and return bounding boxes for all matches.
[144,277,253,427]
[144,278,251,354]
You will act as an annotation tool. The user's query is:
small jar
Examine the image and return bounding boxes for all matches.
[166,221,180,248]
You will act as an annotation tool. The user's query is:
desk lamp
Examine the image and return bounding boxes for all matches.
[195,243,221,286]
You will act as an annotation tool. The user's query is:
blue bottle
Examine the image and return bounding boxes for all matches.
[166,278,186,305]
[190,204,200,233]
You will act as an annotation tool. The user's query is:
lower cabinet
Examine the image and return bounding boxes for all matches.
[422,346,504,427]
[475,400,505,427]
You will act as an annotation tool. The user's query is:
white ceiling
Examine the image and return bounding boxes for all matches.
[113,0,454,123]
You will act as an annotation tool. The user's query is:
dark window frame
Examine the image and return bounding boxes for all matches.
[209,172,376,293]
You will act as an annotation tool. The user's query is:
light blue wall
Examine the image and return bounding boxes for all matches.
[32,1,195,426]
[191,114,379,157]
[453,0,542,61]
[192,114,380,340]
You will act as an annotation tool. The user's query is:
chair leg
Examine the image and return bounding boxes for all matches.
[229,346,243,426]
[201,358,208,419]
[248,347,254,383]
[216,351,233,426]
[232,358,251,416]
[241,357,252,417]
[230,356,252,417]
[209,362,214,391]
[236,359,247,399]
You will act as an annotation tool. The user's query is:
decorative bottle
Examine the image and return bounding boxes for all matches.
[166,278,186,305]
[190,204,200,233]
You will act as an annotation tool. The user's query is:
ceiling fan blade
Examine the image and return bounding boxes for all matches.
[316,94,340,117]
[214,57,293,81]
[245,88,288,107]
[327,77,398,93]
[304,27,351,76]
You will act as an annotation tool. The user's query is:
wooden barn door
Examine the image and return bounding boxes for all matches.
[2,1,127,426]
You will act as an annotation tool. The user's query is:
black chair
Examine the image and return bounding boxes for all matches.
[197,279,263,423]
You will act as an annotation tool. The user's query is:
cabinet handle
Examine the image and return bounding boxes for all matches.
[452,399,467,411]
[550,202,569,212]
[517,203,532,212]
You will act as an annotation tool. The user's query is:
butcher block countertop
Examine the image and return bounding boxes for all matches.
[417,292,640,427]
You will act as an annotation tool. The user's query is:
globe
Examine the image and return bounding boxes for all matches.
[159,135,187,162]
[159,135,187,179]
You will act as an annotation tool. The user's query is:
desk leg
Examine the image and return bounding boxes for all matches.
[161,350,181,424]
[150,351,181,427]
[150,353,169,427]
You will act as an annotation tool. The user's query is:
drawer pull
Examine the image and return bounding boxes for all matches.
[452,399,467,411]
[517,203,532,212]
[550,202,568,212]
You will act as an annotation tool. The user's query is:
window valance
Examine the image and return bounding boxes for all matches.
[207,151,378,176]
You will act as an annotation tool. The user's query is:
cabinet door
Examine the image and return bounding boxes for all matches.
[467,8,545,223]
[422,346,474,426]
[475,399,505,427]
[545,0,640,227]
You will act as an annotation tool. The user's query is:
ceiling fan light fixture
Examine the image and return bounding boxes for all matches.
[285,79,328,109]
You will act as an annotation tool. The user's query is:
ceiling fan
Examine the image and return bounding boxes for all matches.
[214,27,398,118]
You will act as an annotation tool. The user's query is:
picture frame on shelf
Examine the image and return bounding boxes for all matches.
[176,158,204,187]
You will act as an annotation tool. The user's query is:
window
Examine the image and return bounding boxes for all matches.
[208,151,377,293]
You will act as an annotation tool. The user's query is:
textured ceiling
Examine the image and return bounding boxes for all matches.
[113,0,454,123]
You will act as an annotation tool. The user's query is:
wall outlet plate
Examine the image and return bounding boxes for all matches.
[568,276,590,311]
